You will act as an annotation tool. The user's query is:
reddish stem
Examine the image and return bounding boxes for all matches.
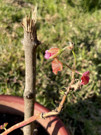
[65,63,82,75]
[1,115,40,135]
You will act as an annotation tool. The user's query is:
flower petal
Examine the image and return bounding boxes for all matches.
[82,71,90,77]
[52,58,63,75]
[44,48,60,59]
[81,76,89,85]
[48,48,59,54]
[44,50,51,59]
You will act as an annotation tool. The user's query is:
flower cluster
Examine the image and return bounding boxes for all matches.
[45,47,62,75]
[45,47,90,85]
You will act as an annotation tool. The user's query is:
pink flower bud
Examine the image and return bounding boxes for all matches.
[44,50,51,59]
[81,71,90,85]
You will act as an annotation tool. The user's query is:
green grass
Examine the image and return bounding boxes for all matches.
[0,0,101,134]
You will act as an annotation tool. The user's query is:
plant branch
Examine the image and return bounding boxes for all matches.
[1,79,75,135]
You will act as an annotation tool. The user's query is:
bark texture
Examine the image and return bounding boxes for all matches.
[22,8,40,135]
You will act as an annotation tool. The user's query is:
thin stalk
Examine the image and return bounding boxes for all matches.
[63,63,82,75]
[72,50,76,68]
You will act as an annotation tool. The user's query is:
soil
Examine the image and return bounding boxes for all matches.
[0,113,49,135]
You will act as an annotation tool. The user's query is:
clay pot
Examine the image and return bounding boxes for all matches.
[0,95,70,135]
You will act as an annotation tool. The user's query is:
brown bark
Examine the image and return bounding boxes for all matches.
[22,8,40,135]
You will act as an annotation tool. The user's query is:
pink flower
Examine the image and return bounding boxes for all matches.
[81,71,90,85]
[44,48,59,59]
[52,58,63,75]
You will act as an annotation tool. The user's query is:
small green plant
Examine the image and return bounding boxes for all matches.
[0,123,8,131]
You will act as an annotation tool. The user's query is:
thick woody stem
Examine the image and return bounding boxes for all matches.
[22,7,40,135]
[23,32,36,135]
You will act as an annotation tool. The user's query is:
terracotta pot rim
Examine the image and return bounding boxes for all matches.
[0,95,70,135]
